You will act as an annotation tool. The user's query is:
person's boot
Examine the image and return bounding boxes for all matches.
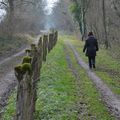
[89,65,92,69]
[93,64,96,68]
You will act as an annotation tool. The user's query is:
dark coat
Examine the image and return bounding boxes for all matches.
[83,36,99,57]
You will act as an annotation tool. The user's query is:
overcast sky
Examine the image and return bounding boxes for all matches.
[0,0,6,17]
[44,0,59,15]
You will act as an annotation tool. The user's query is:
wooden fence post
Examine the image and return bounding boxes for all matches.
[48,33,54,52]
[54,31,58,46]
[43,35,48,61]
[14,32,58,120]
[15,58,32,120]
[38,36,43,69]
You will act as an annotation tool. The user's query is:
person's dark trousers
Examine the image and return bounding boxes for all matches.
[88,56,96,69]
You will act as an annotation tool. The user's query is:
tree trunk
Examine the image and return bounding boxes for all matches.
[102,0,109,49]
[8,0,14,38]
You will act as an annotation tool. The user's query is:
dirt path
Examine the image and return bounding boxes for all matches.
[65,41,120,120]
[64,46,92,119]
[0,36,39,114]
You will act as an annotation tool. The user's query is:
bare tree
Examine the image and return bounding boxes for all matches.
[0,0,44,37]
[102,0,109,49]
[70,0,120,57]
[71,0,90,39]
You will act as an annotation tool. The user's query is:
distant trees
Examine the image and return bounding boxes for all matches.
[112,0,120,18]
[70,0,90,40]
[70,0,120,52]
[0,0,44,38]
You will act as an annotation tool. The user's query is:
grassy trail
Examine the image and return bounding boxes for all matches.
[35,36,115,120]
[2,35,118,120]
[68,36,120,95]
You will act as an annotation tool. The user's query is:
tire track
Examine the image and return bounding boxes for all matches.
[64,46,95,120]
[65,41,120,120]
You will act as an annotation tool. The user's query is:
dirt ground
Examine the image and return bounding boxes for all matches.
[0,49,26,114]
[0,36,39,115]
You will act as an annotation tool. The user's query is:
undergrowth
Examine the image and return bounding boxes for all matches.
[0,34,34,59]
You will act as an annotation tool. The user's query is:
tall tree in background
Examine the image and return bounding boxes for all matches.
[70,0,120,57]
[70,0,90,39]
[0,0,15,37]
[0,0,44,37]
[102,0,108,49]
[8,0,14,37]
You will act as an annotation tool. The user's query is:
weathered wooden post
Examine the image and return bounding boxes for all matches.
[25,49,31,56]
[54,31,58,46]
[30,38,43,119]
[15,57,32,120]
[43,35,48,61]
[38,36,43,69]
[14,32,58,120]
[48,33,54,52]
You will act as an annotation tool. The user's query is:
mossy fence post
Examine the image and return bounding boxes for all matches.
[43,35,48,62]
[15,58,32,120]
[48,33,54,52]
[14,31,58,120]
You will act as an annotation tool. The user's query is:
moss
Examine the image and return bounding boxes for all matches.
[25,49,31,53]
[15,63,32,75]
[22,56,32,64]
[43,35,48,38]
[39,37,42,41]
[34,46,38,52]
[22,63,32,75]
[31,44,38,54]
[14,65,22,74]
[31,44,36,48]
[38,37,43,46]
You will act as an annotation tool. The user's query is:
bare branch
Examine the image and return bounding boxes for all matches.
[0,1,8,7]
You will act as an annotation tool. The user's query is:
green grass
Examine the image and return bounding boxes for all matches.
[35,39,77,120]
[66,36,120,95]
[2,90,16,120]
[2,35,116,120]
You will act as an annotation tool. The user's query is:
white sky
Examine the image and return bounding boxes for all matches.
[44,0,59,15]
[0,0,6,19]
[0,0,59,19]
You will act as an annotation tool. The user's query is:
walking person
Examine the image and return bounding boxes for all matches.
[83,32,99,69]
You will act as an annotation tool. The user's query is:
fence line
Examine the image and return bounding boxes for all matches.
[14,31,58,120]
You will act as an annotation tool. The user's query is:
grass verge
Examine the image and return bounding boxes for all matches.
[1,90,16,120]
[35,39,77,120]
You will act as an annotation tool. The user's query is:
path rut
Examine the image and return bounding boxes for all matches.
[65,41,120,120]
